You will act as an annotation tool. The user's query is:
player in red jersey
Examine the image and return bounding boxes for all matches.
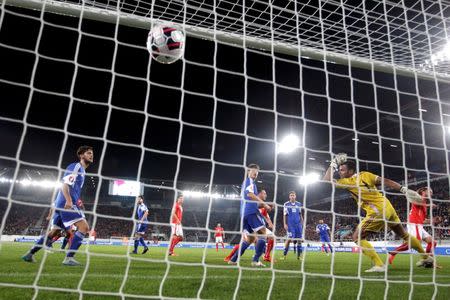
[214,223,225,251]
[169,195,184,256]
[389,187,439,266]
[224,190,274,262]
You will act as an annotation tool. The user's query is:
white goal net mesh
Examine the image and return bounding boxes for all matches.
[0,0,450,299]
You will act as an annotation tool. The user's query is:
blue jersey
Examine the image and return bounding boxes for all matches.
[283,201,302,225]
[240,177,259,217]
[137,203,148,221]
[55,162,86,209]
[316,224,330,238]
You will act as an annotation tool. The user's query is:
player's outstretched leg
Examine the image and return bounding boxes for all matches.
[62,220,89,266]
[263,238,274,262]
[281,239,290,260]
[229,240,251,264]
[225,244,239,262]
[391,224,432,267]
[353,229,385,273]
[132,238,139,254]
[388,242,409,265]
[22,231,60,262]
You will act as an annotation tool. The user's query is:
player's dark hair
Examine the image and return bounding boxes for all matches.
[177,194,184,201]
[137,195,144,201]
[288,191,296,195]
[247,163,260,170]
[341,160,356,172]
[77,145,93,158]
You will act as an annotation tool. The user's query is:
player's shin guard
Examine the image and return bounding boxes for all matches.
[322,244,328,253]
[296,243,302,258]
[264,239,274,259]
[391,242,409,256]
[30,235,54,254]
[328,243,333,253]
[426,241,437,254]
[253,239,266,262]
[283,245,289,256]
[61,237,69,250]
[66,231,86,258]
[133,239,139,253]
[231,241,250,262]
[359,240,384,267]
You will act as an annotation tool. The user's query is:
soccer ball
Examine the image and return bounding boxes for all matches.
[146,24,185,64]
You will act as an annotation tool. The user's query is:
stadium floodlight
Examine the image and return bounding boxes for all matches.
[278,134,300,154]
[298,173,320,185]
[425,41,450,67]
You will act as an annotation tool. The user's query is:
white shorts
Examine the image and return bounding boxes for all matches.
[407,224,431,241]
[265,228,274,237]
[215,236,223,243]
[171,224,183,237]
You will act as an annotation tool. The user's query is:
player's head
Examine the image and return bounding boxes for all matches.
[417,187,433,199]
[288,191,296,202]
[319,219,324,224]
[77,146,94,164]
[217,223,221,227]
[247,163,260,179]
[177,195,184,204]
[136,195,144,204]
[338,160,356,178]
[259,189,267,201]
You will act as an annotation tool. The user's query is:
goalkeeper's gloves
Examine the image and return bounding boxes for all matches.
[400,186,422,204]
[329,153,347,170]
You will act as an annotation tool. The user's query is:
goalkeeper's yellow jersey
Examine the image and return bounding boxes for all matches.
[335,171,393,215]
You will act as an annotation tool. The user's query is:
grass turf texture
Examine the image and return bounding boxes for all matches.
[0,242,449,299]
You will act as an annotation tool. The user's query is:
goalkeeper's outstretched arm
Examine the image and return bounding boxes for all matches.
[376,177,422,204]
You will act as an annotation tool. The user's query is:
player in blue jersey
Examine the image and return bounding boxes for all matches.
[281,191,303,260]
[132,195,149,254]
[316,220,333,255]
[229,163,271,267]
[22,146,93,266]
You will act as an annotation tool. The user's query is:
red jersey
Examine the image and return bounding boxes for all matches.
[214,226,224,237]
[171,202,183,224]
[259,207,269,218]
[409,196,427,224]
[76,199,84,207]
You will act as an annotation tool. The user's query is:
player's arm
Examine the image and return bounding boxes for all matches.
[61,183,73,209]
[375,176,422,204]
[171,208,180,224]
[46,207,54,221]
[264,215,274,229]
[323,153,347,182]
[141,210,149,223]
[247,192,270,210]
[283,208,288,230]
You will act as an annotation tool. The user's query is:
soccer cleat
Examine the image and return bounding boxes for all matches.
[263,257,276,263]
[224,256,231,262]
[169,252,179,257]
[227,260,237,265]
[388,254,396,265]
[251,261,266,267]
[297,255,303,261]
[131,251,138,254]
[416,257,434,267]
[21,253,36,263]
[364,265,386,273]
[62,257,82,266]
[142,247,149,254]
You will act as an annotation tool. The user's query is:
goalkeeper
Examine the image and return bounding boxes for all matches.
[323,153,433,272]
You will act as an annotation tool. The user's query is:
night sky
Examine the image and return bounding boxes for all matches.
[1,4,450,206]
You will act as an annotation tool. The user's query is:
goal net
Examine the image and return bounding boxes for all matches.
[0,0,449,299]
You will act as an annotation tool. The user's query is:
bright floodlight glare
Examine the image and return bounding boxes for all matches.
[278,134,300,153]
[299,173,320,185]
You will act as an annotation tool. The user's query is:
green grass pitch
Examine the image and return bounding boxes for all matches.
[0,242,449,299]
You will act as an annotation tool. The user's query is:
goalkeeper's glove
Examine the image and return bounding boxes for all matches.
[400,186,422,204]
[329,153,347,170]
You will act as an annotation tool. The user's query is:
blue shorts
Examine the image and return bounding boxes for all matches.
[287,224,302,239]
[51,213,67,230]
[320,235,330,243]
[242,213,265,234]
[58,206,85,228]
[136,223,148,234]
